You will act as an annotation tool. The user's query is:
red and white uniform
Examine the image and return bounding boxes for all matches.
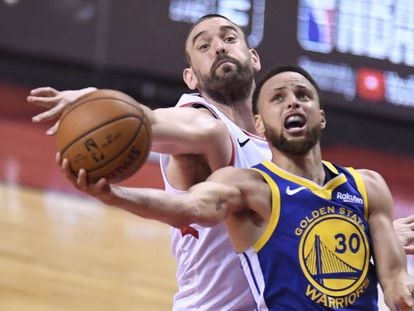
[160,94,271,310]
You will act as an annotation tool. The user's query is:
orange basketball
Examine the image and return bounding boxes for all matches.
[56,89,152,183]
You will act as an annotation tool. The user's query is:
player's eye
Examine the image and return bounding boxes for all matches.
[271,93,284,102]
[224,36,236,43]
[198,43,210,51]
[296,91,310,101]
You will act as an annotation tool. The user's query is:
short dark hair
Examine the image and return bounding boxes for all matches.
[189,14,238,34]
[185,14,248,65]
[252,65,322,114]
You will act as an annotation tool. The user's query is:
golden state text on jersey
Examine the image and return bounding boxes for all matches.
[238,161,378,310]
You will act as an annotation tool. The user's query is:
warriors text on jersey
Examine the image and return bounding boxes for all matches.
[160,94,271,310]
[239,160,378,310]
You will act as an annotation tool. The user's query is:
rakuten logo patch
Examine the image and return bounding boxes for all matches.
[336,192,363,205]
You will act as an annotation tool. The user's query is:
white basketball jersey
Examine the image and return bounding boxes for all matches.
[160,94,271,310]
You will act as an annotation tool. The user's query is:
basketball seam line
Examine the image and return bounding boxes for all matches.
[60,114,145,164]
[61,95,143,122]
[85,119,149,176]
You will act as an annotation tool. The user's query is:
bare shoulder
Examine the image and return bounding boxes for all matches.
[357,169,393,216]
[357,169,388,192]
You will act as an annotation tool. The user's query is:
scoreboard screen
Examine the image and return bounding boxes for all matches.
[292,0,414,121]
[258,0,414,122]
[108,0,414,120]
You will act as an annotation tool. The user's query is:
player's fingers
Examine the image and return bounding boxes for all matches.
[399,215,414,225]
[409,284,414,295]
[394,218,405,226]
[61,158,69,171]
[29,87,59,97]
[403,245,414,255]
[27,95,61,109]
[95,178,109,193]
[31,104,64,123]
[62,159,73,178]
[46,121,60,136]
[404,214,414,223]
[76,169,89,189]
[61,159,78,185]
[406,232,414,242]
[55,152,62,165]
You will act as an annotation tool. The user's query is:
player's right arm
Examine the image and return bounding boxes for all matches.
[144,105,232,170]
[61,158,243,228]
[28,87,232,170]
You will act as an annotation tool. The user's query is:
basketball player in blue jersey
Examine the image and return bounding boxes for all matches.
[57,65,413,310]
[28,16,414,309]
[241,66,414,310]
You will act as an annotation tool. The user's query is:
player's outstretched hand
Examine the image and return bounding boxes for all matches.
[394,215,414,255]
[384,272,414,311]
[27,86,96,135]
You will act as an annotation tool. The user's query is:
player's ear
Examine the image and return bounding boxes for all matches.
[249,49,261,72]
[255,113,265,135]
[183,67,198,90]
[320,109,327,130]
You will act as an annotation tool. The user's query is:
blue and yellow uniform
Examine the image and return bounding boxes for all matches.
[238,161,378,310]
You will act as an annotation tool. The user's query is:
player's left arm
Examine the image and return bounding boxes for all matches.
[360,169,414,310]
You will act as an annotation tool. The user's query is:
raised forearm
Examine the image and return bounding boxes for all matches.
[359,169,414,309]
[371,214,407,289]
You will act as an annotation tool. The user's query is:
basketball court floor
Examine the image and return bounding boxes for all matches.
[0,182,176,310]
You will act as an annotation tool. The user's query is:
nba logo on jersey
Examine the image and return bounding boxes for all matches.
[297,0,336,53]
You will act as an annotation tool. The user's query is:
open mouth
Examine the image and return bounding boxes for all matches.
[284,114,306,130]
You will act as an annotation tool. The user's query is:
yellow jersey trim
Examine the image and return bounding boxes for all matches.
[347,167,369,219]
[262,161,346,200]
[322,160,339,175]
[252,168,281,252]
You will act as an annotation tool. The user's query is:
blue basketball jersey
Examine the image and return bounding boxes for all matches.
[238,160,378,310]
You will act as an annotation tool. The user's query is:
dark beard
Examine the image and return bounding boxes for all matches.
[197,56,254,104]
[265,125,321,156]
